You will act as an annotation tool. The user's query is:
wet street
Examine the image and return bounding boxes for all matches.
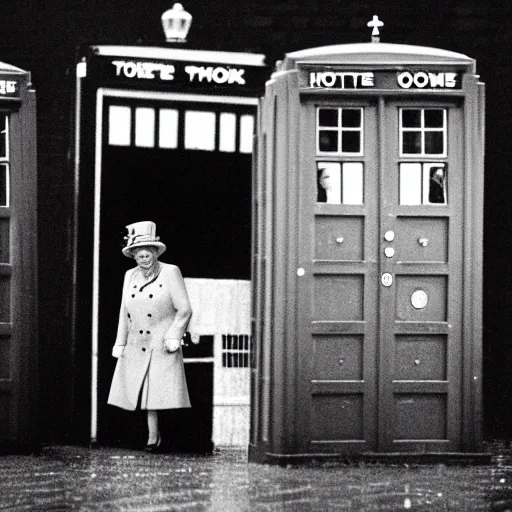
[1,443,512,511]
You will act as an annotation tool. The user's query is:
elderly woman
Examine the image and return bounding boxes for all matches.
[107,221,192,452]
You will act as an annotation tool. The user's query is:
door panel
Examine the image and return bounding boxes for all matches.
[394,394,447,440]
[395,275,448,321]
[394,217,449,262]
[315,216,365,261]
[313,335,364,380]
[394,335,447,381]
[314,275,364,321]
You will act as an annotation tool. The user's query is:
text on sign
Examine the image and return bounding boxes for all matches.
[309,72,375,89]
[111,60,246,85]
[0,80,18,95]
[397,71,457,89]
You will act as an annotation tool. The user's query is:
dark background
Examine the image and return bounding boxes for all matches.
[0,0,510,443]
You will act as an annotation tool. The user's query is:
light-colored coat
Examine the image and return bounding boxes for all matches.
[107,263,192,411]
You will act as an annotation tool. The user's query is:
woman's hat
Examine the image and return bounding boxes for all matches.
[122,221,167,258]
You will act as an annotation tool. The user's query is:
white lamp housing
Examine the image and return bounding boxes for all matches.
[161,3,192,43]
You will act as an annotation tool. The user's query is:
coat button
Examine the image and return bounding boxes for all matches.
[142,347,146,352]
[147,331,150,334]
[149,294,153,298]
[139,330,143,334]
[131,294,135,298]
[148,313,152,318]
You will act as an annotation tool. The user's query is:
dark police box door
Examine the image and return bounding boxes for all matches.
[0,66,37,453]
[96,95,254,450]
[299,98,463,453]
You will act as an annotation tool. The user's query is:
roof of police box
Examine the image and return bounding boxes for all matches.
[91,46,266,66]
[282,42,475,71]
[0,61,27,73]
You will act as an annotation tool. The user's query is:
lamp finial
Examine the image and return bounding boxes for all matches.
[367,15,384,43]
[161,3,192,43]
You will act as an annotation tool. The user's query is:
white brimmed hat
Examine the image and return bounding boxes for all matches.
[122,221,167,258]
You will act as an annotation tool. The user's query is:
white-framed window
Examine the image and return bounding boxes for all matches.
[399,162,448,205]
[239,114,254,154]
[316,107,363,156]
[316,161,364,205]
[185,110,216,151]
[135,107,155,148]
[108,105,131,146]
[400,108,447,157]
[159,109,179,149]
[0,114,9,207]
[219,113,237,152]
[107,103,255,153]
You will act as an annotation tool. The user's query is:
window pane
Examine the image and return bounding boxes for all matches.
[425,164,447,204]
[221,334,251,368]
[318,131,338,152]
[135,108,155,148]
[342,163,364,205]
[402,132,422,154]
[0,164,8,207]
[185,111,216,151]
[219,113,236,152]
[342,109,361,128]
[159,109,178,149]
[425,131,444,154]
[317,162,341,203]
[0,114,7,158]
[424,109,444,128]
[0,218,9,263]
[0,274,10,322]
[240,115,254,154]
[318,108,338,127]
[108,106,131,146]
[342,131,361,153]
[402,109,421,128]
[400,163,422,205]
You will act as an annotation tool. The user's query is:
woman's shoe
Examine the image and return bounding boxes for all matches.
[145,432,162,453]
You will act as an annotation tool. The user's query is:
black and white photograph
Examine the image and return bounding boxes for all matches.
[1,1,512,509]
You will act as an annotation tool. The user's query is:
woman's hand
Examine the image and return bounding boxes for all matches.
[164,338,182,353]
[112,345,125,358]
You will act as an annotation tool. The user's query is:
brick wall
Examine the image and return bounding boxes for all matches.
[1,0,511,441]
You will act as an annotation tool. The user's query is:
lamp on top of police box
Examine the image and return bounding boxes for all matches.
[367,15,384,43]
[161,3,192,43]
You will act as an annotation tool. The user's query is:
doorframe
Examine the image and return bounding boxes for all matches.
[296,93,475,453]
[90,89,258,443]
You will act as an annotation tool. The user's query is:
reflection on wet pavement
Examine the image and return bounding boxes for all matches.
[1,443,512,510]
